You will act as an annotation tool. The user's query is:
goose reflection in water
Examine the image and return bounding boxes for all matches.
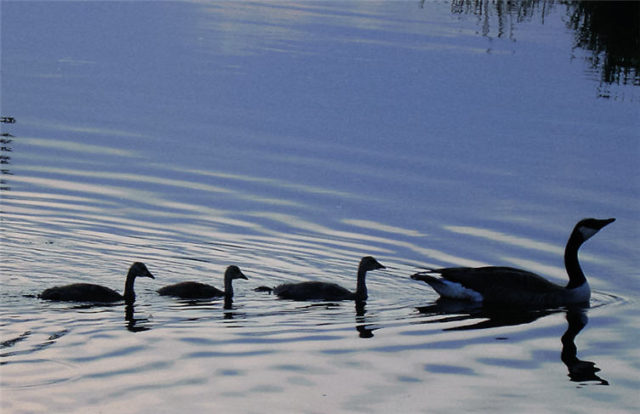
[562,308,608,385]
[415,301,608,385]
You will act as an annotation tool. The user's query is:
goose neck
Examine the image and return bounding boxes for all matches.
[564,233,586,289]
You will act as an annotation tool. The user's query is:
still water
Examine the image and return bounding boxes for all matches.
[1,1,639,413]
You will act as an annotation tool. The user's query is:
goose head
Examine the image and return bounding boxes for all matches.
[574,218,615,243]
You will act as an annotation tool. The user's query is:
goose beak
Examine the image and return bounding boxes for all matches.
[239,271,248,280]
[601,218,616,227]
[592,218,615,231]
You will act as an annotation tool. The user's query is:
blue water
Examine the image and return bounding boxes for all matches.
[1,1,638,413]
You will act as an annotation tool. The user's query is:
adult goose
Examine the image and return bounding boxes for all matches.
[39,262,155,303]
[157,265,247,300]
[257,256,385,301]
[410,218,615,308]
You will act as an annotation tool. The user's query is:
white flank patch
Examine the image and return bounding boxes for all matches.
[438,280,484,302]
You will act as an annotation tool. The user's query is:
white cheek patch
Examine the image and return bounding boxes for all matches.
[579,227,598,240]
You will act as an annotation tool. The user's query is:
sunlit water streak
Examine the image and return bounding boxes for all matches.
[1,1,639,413]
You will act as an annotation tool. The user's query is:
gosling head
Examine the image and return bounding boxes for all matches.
[574,218,615,243]
[226,265,248,280]
[129,262,155,279]
[360,256,386,272]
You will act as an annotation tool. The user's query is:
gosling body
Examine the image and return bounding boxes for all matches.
[158,265,247,300]
[263,256,385,302]
[39,262,155,303]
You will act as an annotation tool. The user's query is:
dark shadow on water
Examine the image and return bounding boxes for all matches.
[0,328,69,361]
[0,330,32,349]
[416,300,608,385]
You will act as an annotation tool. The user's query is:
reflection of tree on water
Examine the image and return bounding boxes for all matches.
[446,1,639,94]
[566,1,640,96]
[0,117,15,192]
[449,0,554,40]
[416,300,608,385]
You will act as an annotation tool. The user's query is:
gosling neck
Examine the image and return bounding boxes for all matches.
[224,274,234,299]
[564,232,587,289]
[355,266,368,301]
[123,271,137,303]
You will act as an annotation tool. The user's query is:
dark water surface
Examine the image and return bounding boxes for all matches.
[1,1,638,413]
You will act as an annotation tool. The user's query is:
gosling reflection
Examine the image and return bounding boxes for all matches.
[416,301,607,385]
[124,303,152,333]
[222,297,246,320]
[355,301,376,339]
